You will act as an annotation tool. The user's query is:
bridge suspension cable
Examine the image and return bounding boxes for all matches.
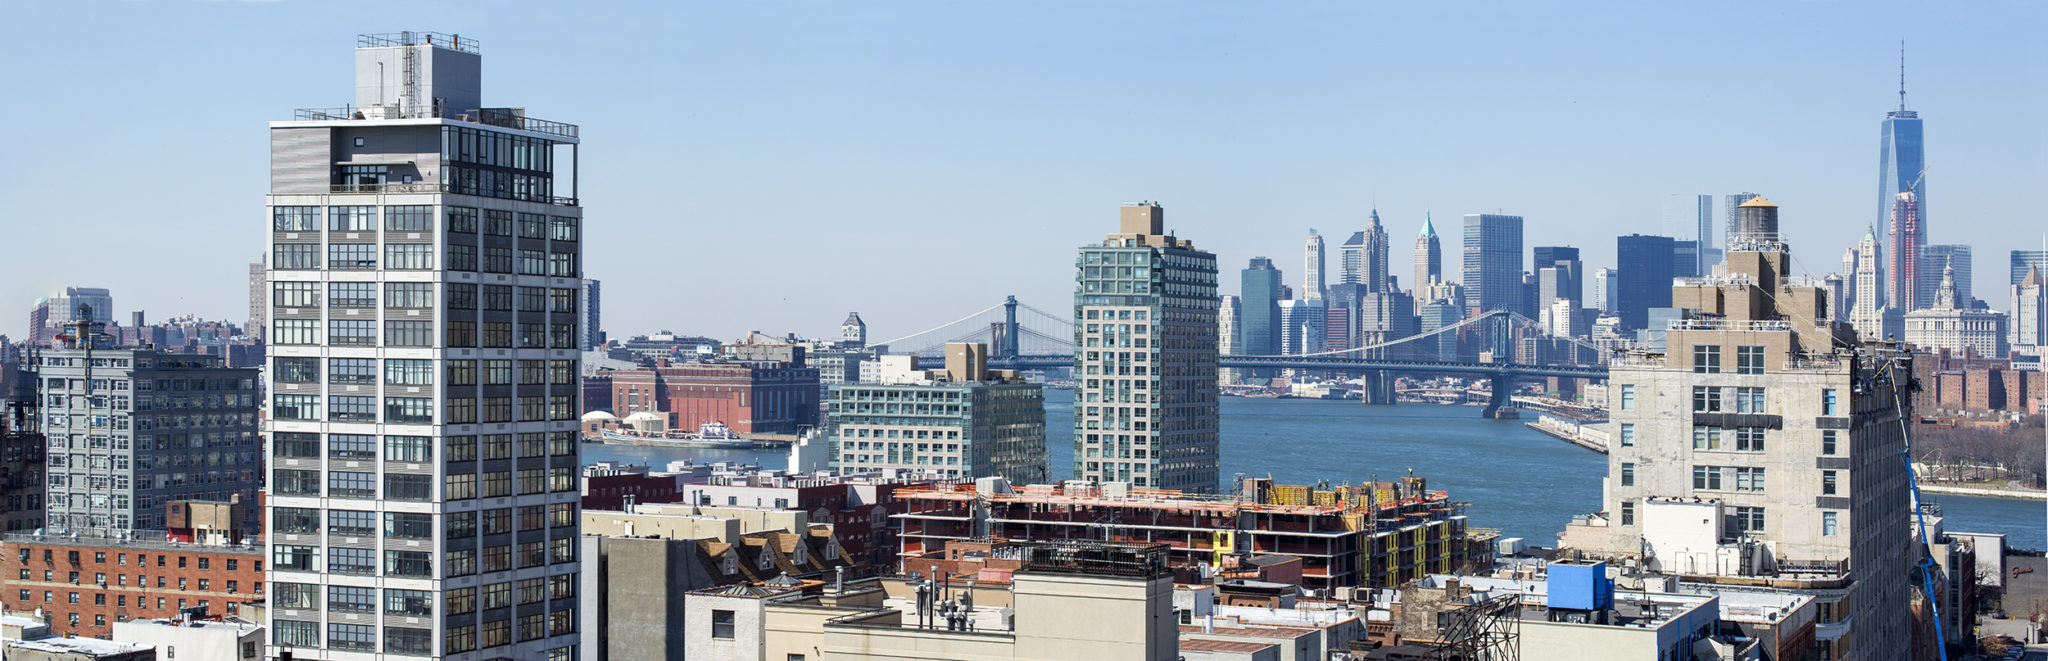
[867,302,1007,349]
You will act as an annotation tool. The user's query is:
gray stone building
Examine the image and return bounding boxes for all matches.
[36,347,259,532]
[1563,197,1912,661]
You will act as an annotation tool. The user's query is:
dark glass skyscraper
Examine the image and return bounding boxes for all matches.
[1878,79,1926,234]
[1615,234,1676,331]
[1461,214,1524,317]
[1239,257,1282,356]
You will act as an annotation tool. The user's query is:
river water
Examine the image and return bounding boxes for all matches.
[586,396,2047,550]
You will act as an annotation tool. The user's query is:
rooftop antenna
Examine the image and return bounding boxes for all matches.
[1898,40,1908,112]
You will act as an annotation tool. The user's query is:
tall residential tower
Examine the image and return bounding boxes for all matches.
[264,33,584,661]
[1073,203,1219,491]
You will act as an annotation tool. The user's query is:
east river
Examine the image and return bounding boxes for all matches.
[585,396,2047,550]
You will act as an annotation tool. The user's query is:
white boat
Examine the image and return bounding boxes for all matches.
[597,421,764,449]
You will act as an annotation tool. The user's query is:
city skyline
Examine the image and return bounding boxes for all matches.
[3,2,2045,342]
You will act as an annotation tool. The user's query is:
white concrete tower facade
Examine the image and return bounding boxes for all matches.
[264,33,584,661]
[1302,230,1326,301]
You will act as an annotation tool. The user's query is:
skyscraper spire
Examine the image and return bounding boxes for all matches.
[1898,40,1908,111]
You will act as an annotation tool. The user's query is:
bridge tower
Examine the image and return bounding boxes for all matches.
[1002,295,1021,360]
[1359,370,1395,405]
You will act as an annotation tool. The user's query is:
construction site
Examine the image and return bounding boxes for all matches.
[893,474,1496,593]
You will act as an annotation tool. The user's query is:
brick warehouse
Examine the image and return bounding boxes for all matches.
[602,358,818,434]
[0,532,263,638]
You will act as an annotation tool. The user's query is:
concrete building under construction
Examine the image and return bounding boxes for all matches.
[893,475,1492,593]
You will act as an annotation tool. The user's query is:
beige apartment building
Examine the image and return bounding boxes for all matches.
[1562,198,1913,660]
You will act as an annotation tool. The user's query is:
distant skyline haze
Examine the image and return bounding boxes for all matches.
[1,1,2042,342]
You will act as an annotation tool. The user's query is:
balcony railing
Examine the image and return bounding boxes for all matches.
[327,183,578,207]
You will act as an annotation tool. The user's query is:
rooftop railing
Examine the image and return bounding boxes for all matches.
[292,105,578,140]
[1668,318,1793,332]
[357,32,479,54]
[327,183,578,207]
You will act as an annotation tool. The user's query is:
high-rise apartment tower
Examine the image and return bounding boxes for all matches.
[1302,230,1325,301]
[1073,203,1219,492]
[264,33,584,660]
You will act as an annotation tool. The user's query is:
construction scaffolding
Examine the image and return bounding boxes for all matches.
[893,475,1494,592]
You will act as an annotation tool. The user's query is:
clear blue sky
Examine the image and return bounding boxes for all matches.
[2,1,2041,342]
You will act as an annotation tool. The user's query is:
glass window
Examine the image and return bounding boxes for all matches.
[385,359,434,385]
[1691,386,1721,412]
[273,583,319,610]
[1619,500,1635,526]
[386,626,433,655]
[385,283,434,308]
[1822,470,1838,495]
[329,434,376,459]
[386,320,433,347]
[274,620,319,647]
[1691,426,1721,450]
[448,207,479,233]
[327,549,376,577]
[272,507,319,534]
[329,281,375,307]
[712,610,735,639]
[1735,387,1765,414]
[272,320,321,345]
[329,585,375,613]
[385,513,433,540]
[1735,427,1765,451]
[386,205,434,231]
[482,246,512,273]
[330,395,376,422]
[1736,345,1766,374]
[1734,506,1766,533]
[1822,389,1839,416]
[1618,384,1635,411]
[385,550,432,578]
[329,243,378,269]
[1620,462,1635,486]
[1692,345,1720,373]
[274,357,320,383]
[448,244,478,271]
[1822,511,1838,536]
[386,244,434,269]
[272,545,318,572]
[330,471,377,498]
[329,510,376,536]
[519,249,547,275]
[273,282,321,308]
[329,206,377,231]
[1734,467,1765,493]
[387,435,432,462]
[272,206,319,231]
[1618,423,1634,447]
[329,319,376,345]
[550,216,579,242]
[484,210,514,236]
[273,243,320,269]
[273,394,321,420]
[518,213,548,239]
[330,357,376,384]
[274,469,320,495]
[1692,465,1723,490]
[329,622,375,651]
[386,473,432,500]
[1822,430,1838,455]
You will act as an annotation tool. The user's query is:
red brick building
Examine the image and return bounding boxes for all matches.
[0,532,264,637]
[603,358,818,434]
